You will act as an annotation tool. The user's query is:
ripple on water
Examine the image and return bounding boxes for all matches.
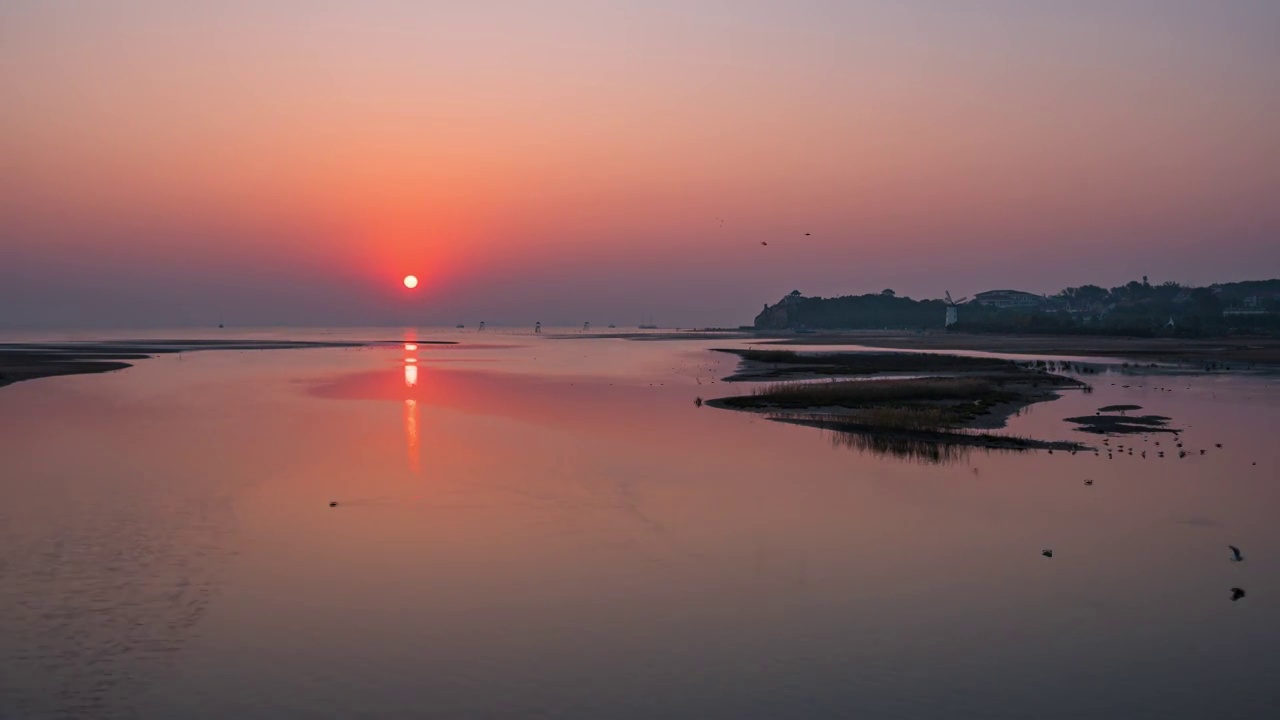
[0,487,235,719]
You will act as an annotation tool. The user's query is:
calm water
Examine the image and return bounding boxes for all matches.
[2,331,1278,719]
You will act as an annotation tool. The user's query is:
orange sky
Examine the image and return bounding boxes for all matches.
[2,1,1278,327]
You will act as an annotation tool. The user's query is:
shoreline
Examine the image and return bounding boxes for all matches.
[0,353,136,389]
[572,328,1280,369]
[752,330,1280,367]
[0,339,447,391]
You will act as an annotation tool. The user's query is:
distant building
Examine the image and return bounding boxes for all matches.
[970,289,1049,310]
[1223,294,1280,316]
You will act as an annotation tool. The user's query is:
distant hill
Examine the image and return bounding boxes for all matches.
[754,290,945,330]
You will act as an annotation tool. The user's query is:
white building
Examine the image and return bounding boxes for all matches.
[971,289,1048,310]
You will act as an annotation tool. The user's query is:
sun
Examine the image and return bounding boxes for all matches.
[403,274,419,289]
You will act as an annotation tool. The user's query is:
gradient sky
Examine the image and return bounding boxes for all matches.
[3,1,1278,328]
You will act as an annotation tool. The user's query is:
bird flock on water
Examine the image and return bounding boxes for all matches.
[1043,416,1256,603]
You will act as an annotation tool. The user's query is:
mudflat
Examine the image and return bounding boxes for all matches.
[707,348,1092,452]
[0,351,136,389]
[759,331,1280,366]
[0,339,449,390]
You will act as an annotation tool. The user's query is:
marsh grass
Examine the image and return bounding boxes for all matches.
[773,412,1089,457]
[720,349,1020,375]
[828,429,975,464]
[728,377,1011,409]
[710,348,1093,449]
[712,373,1069,431]
[849,406,953,431]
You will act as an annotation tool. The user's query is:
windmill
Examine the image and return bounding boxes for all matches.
[944,291,967,327]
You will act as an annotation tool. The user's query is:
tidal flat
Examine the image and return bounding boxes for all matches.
[709,348,1092,451]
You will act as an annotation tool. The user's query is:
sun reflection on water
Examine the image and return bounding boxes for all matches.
[403,346,420,473]
[404,398,420,473]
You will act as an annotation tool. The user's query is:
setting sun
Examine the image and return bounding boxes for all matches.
[403,275,419,289]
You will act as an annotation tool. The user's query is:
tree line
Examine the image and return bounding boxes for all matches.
[754,280,1280,336]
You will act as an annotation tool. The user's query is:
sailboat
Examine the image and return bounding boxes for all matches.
[638,313,658,329]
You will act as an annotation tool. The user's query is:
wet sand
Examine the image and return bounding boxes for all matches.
[0,352,136,389]
[0,339,450,390]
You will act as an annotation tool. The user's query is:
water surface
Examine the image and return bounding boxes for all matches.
[1,332,1277,718]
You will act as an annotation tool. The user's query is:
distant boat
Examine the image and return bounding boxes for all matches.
[638,312,658,329]
[455,324,464,329]
[608,323,616,328]
[793,325,817,334]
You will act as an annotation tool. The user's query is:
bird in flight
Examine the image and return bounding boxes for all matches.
[1042,549,1053,558]
[1229,545,1244,562]
[1231,587,1246,601]
[761,241,768,246]
[1084,479,1094,486]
